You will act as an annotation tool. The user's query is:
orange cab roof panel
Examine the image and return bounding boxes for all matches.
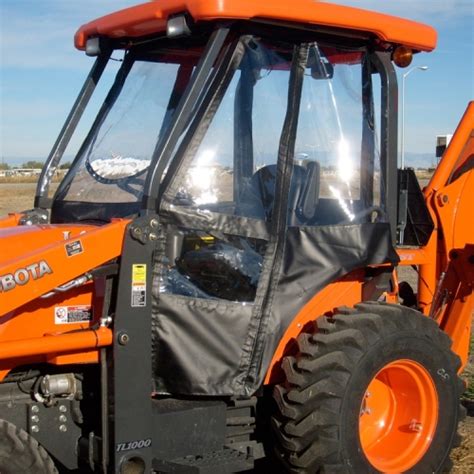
[75,0,437,52]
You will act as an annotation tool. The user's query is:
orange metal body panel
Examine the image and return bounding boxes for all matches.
[0,213,21,228]
[436,244,474,372]
[264,275,363,384]
[0,219,129,315]
[396,103,474,369]
[418,103,474,317]
[397,247,431,266]
[75,0,436,52]
[0,282,103,380]
[0,327,112,361]
[1,282,99,341]
[0,326,112,381]
[0,220,128,379]
[434,170,473,251]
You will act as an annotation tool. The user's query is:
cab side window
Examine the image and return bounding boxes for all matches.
[288,44,384,227]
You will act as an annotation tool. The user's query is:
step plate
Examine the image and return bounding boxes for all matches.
[153,447,254,473]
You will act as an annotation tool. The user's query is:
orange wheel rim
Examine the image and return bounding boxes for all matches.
[359,359,438,473]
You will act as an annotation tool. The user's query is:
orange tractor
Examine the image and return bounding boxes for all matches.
[0,1,473,472]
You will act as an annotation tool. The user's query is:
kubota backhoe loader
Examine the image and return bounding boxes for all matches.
[0,1,473,472]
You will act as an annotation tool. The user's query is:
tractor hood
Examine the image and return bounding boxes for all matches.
[0,224,97,267]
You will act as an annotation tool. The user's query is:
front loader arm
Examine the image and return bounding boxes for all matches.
[0,213,22,229]
[417,102,474,369]
[0,219,129,315]
[416,102,474,312]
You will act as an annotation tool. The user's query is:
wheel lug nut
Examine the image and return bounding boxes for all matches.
[409,420,423,432]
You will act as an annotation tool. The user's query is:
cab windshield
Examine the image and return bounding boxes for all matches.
[54,47,203,209]
[53,36,382,226]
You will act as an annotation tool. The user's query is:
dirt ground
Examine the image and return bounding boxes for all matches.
[0,180,472,472]
[451,416,474,473]
[0,182,38,215]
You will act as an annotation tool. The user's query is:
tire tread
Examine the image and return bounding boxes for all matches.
[0,419,58,474]
[271,302,464,473]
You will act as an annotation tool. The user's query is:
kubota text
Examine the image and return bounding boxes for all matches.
[0,261,52,292]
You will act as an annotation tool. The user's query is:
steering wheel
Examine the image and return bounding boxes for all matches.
[337,206,385,225]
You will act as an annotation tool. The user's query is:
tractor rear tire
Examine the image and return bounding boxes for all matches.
[272,302,465,473]
[0,418,58,474]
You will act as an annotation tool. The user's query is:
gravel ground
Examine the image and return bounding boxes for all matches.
[1,180,472,472]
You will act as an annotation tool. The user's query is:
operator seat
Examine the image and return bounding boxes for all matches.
[238,162,320,225]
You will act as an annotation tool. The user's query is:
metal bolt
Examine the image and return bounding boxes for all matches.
[100,316,113,327]
[409,420,423,432]
[59,415,67,423]
[31,415,39,423]
[451,250,459,260]
[31,405,40,413]
[59,425,67,432]
[31,425,39,433]
[149,233,158,241]
[118,332,130,345]
[59,405,67,413]
[150,218,159,229]
[132,227,142,235]
[437,194,449,206]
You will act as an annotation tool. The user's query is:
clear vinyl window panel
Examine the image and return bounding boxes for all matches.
[55,52,201,204]
[162,39,293,302]
[289,44,384,226]
[160,228,267,302]
[171,39,292,221]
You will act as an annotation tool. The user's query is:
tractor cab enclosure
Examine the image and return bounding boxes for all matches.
[51,22,398,395]
[4,2,471,474]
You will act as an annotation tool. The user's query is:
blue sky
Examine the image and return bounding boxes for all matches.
[0,0,472,165]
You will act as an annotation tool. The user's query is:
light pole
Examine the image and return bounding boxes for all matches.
[401,66,428,169]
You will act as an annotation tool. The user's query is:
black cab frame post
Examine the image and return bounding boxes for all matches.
[141,27,231,213]
[34,51,111,211]
[370,51,399,243]
[111,27,230,473]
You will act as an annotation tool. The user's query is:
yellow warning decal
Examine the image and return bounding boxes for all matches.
[131,264,147,307]
[132,264,147,284]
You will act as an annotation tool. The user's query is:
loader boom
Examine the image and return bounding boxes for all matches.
[398,102,474,368]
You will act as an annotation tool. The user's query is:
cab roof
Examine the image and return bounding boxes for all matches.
[75,0,437,52]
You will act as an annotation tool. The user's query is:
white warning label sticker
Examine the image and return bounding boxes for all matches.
[55,305,92,325]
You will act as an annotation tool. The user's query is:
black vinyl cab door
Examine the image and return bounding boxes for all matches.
[152,37,296,395]
[152,38,398,397]
[261,45,399,378]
